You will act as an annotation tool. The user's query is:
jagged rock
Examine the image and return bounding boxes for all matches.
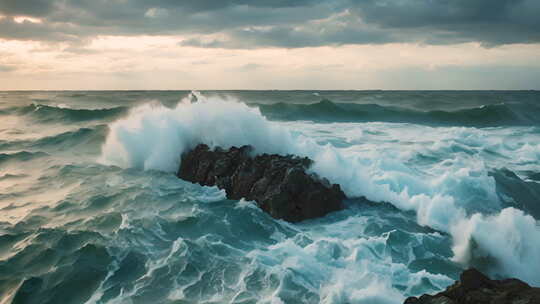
[404,268,540,304]
[177,144,346,222]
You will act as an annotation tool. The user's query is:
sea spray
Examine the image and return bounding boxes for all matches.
[451,208,540,285]
[100,95,295,171]
[100,92,540,285]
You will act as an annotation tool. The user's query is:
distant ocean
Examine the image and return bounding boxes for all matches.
[1,90,540,303]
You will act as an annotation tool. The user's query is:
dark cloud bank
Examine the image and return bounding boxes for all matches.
[0,0,539,48]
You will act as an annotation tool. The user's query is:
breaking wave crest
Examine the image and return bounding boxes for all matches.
[256,99,540,126]
[100,92,540,286]
[13,103,128,123]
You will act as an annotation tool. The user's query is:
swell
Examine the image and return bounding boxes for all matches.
[5,104,128,123]
[0,126,107,152]
[0,228,110,304]
[255,99,540,127]
[0,151,49,164]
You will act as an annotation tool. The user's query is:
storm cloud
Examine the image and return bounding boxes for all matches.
[0,0,539,47]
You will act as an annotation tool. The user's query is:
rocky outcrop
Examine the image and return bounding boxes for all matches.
[177,144,346,222]
[404,268,540,304]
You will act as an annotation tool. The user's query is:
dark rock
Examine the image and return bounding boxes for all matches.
[177,144,346,222]
[403,268,540,304]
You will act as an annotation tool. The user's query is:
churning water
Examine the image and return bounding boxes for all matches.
[1,90,540,303]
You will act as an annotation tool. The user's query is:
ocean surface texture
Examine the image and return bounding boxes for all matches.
[1,90,540,304]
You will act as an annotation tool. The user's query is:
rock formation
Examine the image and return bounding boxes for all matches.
[177,144,346,222]
[404,268,540,304]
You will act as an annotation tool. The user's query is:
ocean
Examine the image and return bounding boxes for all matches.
[1,90,539,304]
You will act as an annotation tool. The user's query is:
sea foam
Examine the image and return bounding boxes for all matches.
[100,92,540,285]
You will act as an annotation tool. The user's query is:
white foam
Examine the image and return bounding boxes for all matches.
[100,92,540,285]
[451,207,540,285]
[100,94,294,172]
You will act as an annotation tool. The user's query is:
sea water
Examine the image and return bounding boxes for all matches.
[1,90,539,303]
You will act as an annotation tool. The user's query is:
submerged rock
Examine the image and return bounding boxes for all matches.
[177,144,346,222]
[404,268,540,304]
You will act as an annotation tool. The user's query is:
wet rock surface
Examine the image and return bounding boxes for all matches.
[404,268,540,304]
[177,144,346,222]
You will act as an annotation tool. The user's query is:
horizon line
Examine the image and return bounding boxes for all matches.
[0,89,539,92]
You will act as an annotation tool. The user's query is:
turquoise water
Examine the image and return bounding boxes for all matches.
[1,91,540,304]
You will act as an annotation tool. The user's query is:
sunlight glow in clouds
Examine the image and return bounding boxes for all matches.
[13,16,43,24]
[0,0,539,89]
[1,36,539,90]
[145,8,168,19]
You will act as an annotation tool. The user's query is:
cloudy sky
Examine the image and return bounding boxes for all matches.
[0,0,539,90]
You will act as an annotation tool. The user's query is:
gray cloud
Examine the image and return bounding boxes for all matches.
[0,18,81,41]
[0,0,538,47]
[352,0,540,46]
[0,0,55,17]
[0,64,15,72]
[180,12,397,48]
[180,26,394,49]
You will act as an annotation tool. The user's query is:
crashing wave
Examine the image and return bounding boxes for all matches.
[100,91,540,285]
